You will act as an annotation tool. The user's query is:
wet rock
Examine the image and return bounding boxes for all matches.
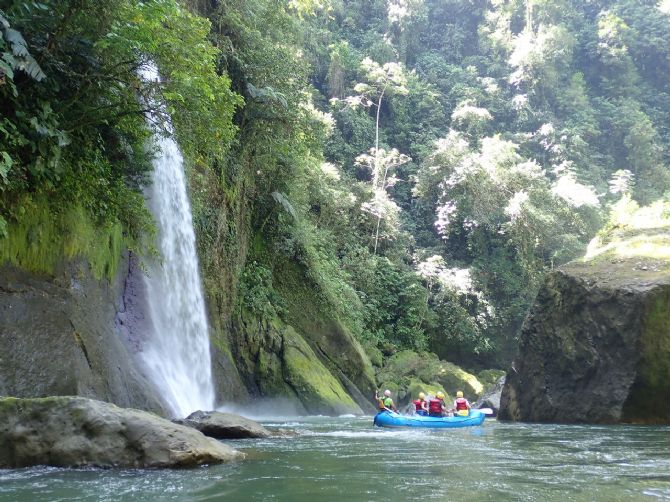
[0,260,169,416]
[229,312,369,416]
[176,410,271,439]
[271,427,298,438]
[0,397,243,468]
[474,376,505,416]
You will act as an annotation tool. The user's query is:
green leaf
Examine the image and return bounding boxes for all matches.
[21,55,46,81]
[0,58,14,80]
[4,28,28,57]
[271,191,297,218]
[0,151,12,182]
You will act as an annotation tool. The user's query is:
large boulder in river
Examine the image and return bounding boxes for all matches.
[176,410,271,439]
[0,396,243,468]
[500,207,670,424]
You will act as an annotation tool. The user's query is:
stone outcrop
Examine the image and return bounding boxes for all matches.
[229,315,370,415]
[175,410,271,439]
[0,397,243,468]
[376,350,484,407]
[0,260,168,416]
[499,258,670,424]
[0,254,378,417]
[474,376,505,416]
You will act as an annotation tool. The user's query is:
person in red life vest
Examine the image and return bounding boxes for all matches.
[428,391,447,417]
[413,392,429,416]
[375,389,397,412]
[454,390,471,416]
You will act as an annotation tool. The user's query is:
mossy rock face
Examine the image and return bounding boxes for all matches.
[273,258,376,405]
[362,342,384,368]
[282,327,362,415]
[432,361,483,398]
[621,288,670,422]
[228,313,364,415]
[500,264,670,424]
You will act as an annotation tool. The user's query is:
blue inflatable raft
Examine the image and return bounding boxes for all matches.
[373,410,485,429]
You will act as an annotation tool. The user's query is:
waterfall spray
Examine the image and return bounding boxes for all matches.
[137,63,215,418]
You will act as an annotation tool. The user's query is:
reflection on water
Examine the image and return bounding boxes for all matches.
[1,417,669,501]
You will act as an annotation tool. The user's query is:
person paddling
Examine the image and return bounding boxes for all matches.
[413,392,429,416]
[454,390,471,416]
[375,389,397,412]
[428,391,447,417]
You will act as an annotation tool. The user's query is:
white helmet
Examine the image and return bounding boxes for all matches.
[384,389,391,397]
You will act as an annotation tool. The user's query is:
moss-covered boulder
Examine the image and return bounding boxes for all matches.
[477,369,506,390]
[282,326,362,414]
[500,204,670,424]
[0,397,242,468]
[376,350,483,406]
[273,259,377,410]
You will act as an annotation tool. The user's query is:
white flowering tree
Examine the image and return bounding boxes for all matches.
[413,132,602,357]
[356,147,410,252]
[431,134,601,264]
[345,57,410,253]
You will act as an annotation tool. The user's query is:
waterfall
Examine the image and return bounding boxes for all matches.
[137,63,215,418]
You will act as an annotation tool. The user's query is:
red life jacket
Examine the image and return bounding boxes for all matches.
[455,397,468,411]
[428,398,443,413]
[413,399,423,411]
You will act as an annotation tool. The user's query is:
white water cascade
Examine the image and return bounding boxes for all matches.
[137,64,215,418]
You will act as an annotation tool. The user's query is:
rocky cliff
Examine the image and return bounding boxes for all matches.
[500,207,670,424]
[0,252,376,416]
[0,259,169,415]
[0,198,376,417]
[189,133,377,415]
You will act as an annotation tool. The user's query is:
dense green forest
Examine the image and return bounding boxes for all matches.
[2,0,669,370]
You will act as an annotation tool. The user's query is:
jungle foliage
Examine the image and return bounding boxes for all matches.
[2,0,669,368]
[0,0,238,275]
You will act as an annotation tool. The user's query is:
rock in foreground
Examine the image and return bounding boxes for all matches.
[0,397,243,468]
[176,410,271,439]
[499,259,670,424]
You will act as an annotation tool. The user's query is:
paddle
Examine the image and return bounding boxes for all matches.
[474,407,494,415]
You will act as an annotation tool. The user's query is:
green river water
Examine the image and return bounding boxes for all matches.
[1,415,669,501]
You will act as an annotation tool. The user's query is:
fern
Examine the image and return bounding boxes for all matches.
[271,191,297,219]
[0,12,45,82]
[248,83,288,109]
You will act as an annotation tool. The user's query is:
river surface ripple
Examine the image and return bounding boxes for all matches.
[1,416,668,501]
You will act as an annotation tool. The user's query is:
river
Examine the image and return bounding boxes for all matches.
[1,416,668,501]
